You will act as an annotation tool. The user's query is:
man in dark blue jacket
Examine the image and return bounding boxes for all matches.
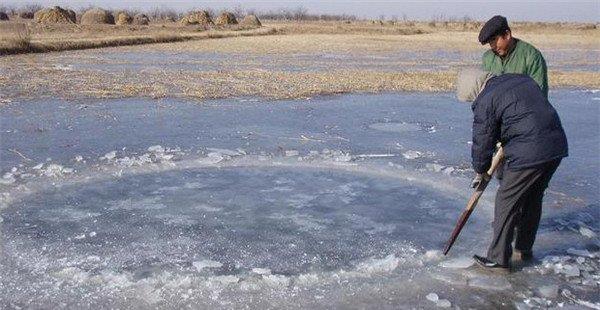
[456,68,568,271]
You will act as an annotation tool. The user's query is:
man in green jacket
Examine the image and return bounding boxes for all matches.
[479,15,549,98]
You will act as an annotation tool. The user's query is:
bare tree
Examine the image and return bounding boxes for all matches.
[293,6,307,21]
[232,4,245,18]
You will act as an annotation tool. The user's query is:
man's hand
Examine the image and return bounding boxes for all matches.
[470,173,490,189]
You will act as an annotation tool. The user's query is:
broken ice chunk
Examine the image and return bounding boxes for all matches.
[262,274,290,287]
[442,167,455,175]
[402,150,423,160]
[333,153,352,162]
[424,250,443,262]
[579,226,597,238]
[43,164,73,177]
[537,284,559,299]
[566,248,595,258]
[356,254,400,274]
[440,257,474,269]
[32,163,44,170]
[436,299,451,308]
[426,293,439,302]
[192,260,223,272]
[147,145,165,153]
[514,302,531,310]
[562,265,580,277]
[206,148,242,157]
[425,163,444,172]
[251,268,271,275]
[0,173,15,185]
[101,151,117,161]
[285,150,299,157]
[426,293,451,308]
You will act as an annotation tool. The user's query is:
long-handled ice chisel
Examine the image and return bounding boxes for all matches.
[443,146,504,255]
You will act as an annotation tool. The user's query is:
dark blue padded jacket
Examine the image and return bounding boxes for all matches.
[471,74,568,173]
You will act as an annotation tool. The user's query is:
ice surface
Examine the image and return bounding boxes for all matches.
[0,90,598,308]
[369,122,421,133]
[431,272,468,286]
[467,274,512,291]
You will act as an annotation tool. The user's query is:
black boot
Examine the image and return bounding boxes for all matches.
[473,255,511,273]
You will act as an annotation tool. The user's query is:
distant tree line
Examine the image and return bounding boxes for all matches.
[0,4,359,22]
[255,7,358,21]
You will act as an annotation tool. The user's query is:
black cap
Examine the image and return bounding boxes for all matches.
[478,15,510,44]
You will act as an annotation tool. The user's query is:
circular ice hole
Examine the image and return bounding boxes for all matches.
[1,166,463,278]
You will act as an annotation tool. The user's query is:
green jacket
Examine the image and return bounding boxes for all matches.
[482,39,548,98]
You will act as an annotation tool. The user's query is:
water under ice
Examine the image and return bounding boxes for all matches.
[0,90,598,309]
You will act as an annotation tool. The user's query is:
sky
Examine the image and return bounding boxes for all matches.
[3,0,599,22]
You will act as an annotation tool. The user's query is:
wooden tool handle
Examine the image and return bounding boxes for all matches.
[486,146,504,176]
[442,146,504,255]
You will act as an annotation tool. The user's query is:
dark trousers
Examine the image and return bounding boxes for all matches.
[486,159,561,266]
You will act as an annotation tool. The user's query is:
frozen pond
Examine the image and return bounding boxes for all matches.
[8,48,599,74]
[0,91,598,308]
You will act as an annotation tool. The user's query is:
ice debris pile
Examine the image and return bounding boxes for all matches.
[537,250,599,286]
[0,162,74,185]
[426,293,452,308]
[101,145,184,167]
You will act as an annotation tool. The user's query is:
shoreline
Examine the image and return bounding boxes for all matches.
[0,69,598,102]
[0,27,276,56]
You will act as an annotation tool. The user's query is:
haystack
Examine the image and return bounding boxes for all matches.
[81,8,115,25]
[215,12,237,26]
[34,6,76,23]
[66,9,76,22]
[0,12,8,21]
[180,10,213,26]
[115,11,132,25]
[240,15,261,27]
[132,13,150,25]
[18,11,34,19]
